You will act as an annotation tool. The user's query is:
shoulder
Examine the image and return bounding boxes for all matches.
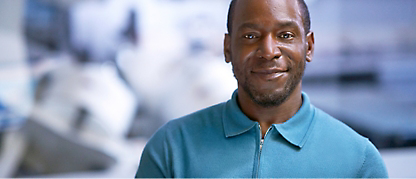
[310,106,388,177]
[357,139,389,177]
[309,106,368,161]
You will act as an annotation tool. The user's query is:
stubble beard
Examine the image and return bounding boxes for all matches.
[233,59,305,108]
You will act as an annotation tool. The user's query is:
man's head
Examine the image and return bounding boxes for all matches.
[224,0,315,108]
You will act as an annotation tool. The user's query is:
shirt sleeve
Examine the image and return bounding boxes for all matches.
[135,124,172,178]
[357,139,389,178]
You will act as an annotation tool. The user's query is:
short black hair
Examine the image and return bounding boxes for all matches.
[226,0,311,35]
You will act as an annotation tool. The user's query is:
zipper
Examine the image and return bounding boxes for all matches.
[256,124,271,178]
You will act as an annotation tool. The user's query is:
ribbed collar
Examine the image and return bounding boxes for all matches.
[222,89,316,148]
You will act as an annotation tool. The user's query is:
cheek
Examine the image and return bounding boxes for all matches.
[233,45,257,64]
[283,45,305,64]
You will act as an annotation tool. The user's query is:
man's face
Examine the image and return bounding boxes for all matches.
[224,0,314,107]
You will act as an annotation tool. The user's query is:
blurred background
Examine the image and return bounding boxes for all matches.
[0,0,415,177]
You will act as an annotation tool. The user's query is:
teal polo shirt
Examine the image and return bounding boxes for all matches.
[135,91,388,178]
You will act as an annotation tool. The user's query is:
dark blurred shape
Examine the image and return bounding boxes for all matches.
[338,73,378,83]
[25,0,71,60]
[122,9,139,46]
[16,119,116,176]
[72,107,88,132]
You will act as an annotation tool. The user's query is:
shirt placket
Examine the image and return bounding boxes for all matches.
[254,124,272,178]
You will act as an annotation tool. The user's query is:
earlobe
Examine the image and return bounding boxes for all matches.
[306,31,315,63]
[224,34,231,63]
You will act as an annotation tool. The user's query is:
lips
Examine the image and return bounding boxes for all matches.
[251,68,288,81]
[252,68,288,74]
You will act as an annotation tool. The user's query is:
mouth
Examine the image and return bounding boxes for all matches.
[252,68,288,74]
[251,68,288,81]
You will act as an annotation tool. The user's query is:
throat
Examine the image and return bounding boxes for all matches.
[238,86,303,126]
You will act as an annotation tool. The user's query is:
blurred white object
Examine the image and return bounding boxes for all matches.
[78,62,138,138]
[70,0,138,61]
[22,57,140,176]
[38,58,137,138]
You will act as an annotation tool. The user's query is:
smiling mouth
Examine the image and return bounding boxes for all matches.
[252,68,287,74]
[251,68,288,80]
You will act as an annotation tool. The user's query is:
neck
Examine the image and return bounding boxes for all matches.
[237,83,303,136]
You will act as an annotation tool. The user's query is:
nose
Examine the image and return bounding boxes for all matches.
[257,34,281,60]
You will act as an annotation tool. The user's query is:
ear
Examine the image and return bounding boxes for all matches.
[305,31,315,63]
[224,33,232,63]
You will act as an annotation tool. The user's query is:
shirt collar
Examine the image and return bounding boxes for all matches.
[222,89,316,148]
[222,90,257,137]
[272,91,316,148]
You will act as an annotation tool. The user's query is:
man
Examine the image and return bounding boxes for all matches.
[135,0,388,177]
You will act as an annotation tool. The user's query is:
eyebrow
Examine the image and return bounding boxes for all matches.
[276,20,299,29]
[237,23,261,32]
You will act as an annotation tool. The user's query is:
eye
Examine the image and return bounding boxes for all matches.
[279,33,294,39]
[244,34,257,39]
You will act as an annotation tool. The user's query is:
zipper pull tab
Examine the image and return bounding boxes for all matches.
[260,139,264,150]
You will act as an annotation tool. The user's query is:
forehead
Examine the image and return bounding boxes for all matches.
[232,0,303,32]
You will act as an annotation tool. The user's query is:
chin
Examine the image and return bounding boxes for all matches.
[244,85,292,108]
